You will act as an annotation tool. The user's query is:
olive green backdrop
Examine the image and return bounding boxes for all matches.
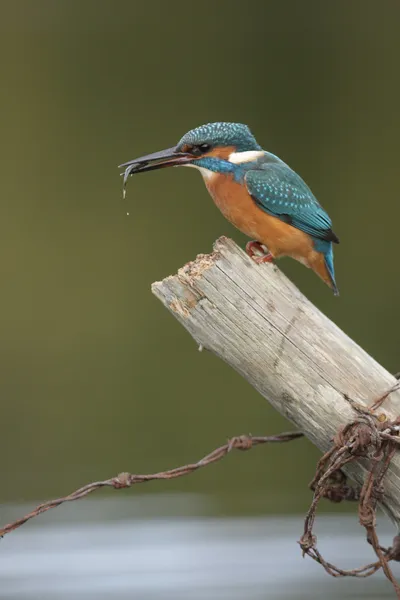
[1,1,399,515]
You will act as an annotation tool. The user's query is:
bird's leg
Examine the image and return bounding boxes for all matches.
[245,241,274,264]
[245,240,267,257]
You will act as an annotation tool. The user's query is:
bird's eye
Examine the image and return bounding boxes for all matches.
[182,143,211,156]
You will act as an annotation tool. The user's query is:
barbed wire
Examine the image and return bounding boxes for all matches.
[2,382,400,596]
[0,431,303,538]
[299,382,400,598]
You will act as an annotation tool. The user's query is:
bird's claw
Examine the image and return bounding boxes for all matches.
[245,241,274,264]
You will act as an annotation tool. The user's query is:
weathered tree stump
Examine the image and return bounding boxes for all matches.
[152,236,400,526]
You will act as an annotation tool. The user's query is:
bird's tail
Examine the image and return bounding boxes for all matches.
[312,241,339,295]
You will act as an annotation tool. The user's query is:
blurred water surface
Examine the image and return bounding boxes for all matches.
[0,497,396,599]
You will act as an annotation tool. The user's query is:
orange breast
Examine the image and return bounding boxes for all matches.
[205,173,335,288]
[205,173,315,258]
[203,173,333,287]
[205,174,336,290]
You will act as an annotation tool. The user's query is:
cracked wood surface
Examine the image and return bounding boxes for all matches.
[152,236,400,527]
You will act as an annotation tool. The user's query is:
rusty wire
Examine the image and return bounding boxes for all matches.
[299,381,400,598]
[0,431,303,539]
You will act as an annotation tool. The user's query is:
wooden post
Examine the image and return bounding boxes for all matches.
[152,236,400,527]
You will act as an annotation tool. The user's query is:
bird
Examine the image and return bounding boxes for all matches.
[119,122,339,294]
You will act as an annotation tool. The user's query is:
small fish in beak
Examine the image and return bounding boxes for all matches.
[118,146,194,199]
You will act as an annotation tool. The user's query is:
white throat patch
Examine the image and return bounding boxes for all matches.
[183,163,216,181]
[228,150,264,164]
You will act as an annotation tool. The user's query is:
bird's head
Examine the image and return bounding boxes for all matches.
[176,122,261,157]
[119,122,263,195]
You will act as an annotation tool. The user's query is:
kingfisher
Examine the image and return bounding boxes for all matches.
[119,122,339,294]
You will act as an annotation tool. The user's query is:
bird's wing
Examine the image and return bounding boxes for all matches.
[245,158,339,244]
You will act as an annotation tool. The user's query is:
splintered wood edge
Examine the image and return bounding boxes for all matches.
[151,236,227,319]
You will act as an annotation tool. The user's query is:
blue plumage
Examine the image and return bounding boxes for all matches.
[245,153,337,243]
[244,152,339,294]
[316,240,337,293]
[178,122,262,153]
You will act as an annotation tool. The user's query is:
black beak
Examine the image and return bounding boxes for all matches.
[118,146,193,198]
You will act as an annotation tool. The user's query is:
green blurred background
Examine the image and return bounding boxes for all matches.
[1,0,399,515]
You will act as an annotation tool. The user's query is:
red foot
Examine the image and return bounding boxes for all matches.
[252,253,274,264]
[245,240,274,264]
